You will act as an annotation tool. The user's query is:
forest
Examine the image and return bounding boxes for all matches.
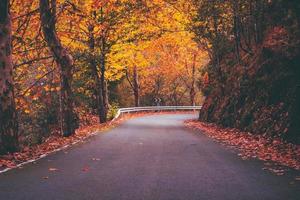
[0,0,299,156]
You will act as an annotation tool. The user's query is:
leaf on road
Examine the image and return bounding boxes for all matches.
[82,166,90,172]
[48,167,59,172]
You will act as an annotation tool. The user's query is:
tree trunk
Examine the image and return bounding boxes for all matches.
[232,0,241,63]
[254,0,264,44]
[133,66,140,107]
[125,66,140,107]
[211,0,221,71]
[100,53,108,122]
[88,25,106,123]
[97,6,108,122]
[91,61,106,123]
[39,0,78,136]
[190,53,196,106]
[0,0,19,154]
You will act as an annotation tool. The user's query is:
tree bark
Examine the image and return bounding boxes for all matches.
[254,0,264,44]
[97,6,108,122]
[0,0,19,154]
[125,66,140,107]
[211,0,221,71]
[100,53,108,122]
[190,54,196,106]
[88,25,106,123]
[232,0,241,63]
[133,66,140,107]
[39,0,78,136]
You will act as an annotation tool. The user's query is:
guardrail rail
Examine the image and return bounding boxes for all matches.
[112,106,202,121]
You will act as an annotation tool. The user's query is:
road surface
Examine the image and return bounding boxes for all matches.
[0,114,299,200]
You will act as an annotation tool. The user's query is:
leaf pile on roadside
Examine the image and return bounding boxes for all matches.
[185,120,300,172]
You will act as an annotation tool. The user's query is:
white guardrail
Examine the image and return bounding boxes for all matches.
[112,106,202,121]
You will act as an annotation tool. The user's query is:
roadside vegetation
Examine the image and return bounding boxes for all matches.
[0,0,299,173]
[0,0,207,156]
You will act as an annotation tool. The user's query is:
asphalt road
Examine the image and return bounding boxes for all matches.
[0,114,299,200]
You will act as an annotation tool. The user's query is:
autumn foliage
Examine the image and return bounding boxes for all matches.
[0,0,209,154]
[0,0,299,176]
[194,0,300,143]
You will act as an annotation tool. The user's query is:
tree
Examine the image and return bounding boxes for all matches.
[87,24,106,122]
[0,0,19,154]
[111,42,149,107]
[134,32,207,106]
[61,0,144,122]
[127,66,140,107]
[39,0,78,136]
[0,0,208,154]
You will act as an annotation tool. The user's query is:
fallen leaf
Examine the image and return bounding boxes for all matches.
[48,167,59,172]
[82,166,89,172]
[185,120,300,172]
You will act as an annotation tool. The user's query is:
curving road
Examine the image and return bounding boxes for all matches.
[0,114,299,200]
